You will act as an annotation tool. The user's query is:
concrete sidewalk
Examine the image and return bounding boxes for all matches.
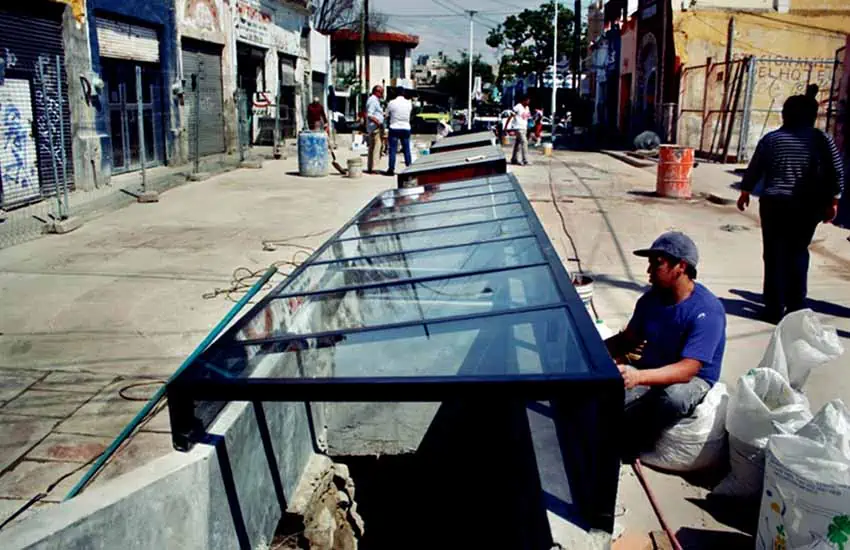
[0,150,392,525]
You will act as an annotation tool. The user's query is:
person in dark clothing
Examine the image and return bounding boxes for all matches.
[605,232,726,456]
[737,95,845,322]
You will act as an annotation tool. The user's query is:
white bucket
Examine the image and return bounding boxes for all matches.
[573,275,594,314]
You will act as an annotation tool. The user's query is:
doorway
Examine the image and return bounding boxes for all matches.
[103,60,164,173]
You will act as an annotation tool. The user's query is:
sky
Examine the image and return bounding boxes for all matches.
[373,0,559,65]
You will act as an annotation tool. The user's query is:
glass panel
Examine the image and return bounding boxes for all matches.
[282,236,543,296]
[109,110,124,168]
[203,307,589,379]
[236,265,561,340]
[365,191,518,222]
[314,217,532,263]
[402,181,513,201]
[339,203,525,240]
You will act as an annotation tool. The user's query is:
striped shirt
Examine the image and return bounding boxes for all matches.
[741,127,845,199]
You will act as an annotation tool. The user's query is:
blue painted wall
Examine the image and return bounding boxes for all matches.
[86,0,179,174]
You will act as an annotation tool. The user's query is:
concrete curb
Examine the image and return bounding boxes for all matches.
[600,150,656,169]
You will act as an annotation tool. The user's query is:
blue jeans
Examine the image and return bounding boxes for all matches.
[623,377,710,457]
[388,129,412,173]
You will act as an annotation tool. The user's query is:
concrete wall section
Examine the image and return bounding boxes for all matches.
[0,348,318,550]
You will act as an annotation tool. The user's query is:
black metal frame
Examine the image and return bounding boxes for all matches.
[166,172,622,532]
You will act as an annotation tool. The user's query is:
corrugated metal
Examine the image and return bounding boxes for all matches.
[182,41,225,156]
[96,18,160,63]
[0,5,74,206]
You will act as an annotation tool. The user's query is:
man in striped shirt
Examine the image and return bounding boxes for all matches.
[737,94,845,322]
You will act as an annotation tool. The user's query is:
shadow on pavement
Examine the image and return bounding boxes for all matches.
[685,495,759,536]
[675,527,753,549]
[730,288,850,320]
[591,273,649,294]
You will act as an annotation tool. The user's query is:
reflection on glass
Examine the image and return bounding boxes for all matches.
[315,217,532,263]
[237,265,561,341]
[205,307,588,379]
[339,203,525,240]
[380,181,513,204]
[282,236,543,296]
[366,191,518,222]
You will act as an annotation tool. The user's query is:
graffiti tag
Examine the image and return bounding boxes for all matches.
[1,104,32,187]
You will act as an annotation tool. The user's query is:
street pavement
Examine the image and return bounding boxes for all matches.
[0,143,848,546]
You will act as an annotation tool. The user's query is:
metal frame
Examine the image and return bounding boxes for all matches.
[166,172,623,531]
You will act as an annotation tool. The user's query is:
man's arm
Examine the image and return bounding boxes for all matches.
[604,325,641,361]
[619,359,702,389]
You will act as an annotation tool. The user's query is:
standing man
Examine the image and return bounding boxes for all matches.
[504,96,531,165]
[306,97,328,132]
[365,85,385,174]
[327,85,337,148]
[737,95,845,322]
[605,232,726,456]
[386,88,413,176]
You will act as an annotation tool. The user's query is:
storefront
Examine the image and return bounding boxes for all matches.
[88,0,179,176]
[0,2,74,208]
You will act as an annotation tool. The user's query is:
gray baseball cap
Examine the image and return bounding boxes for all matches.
[634,231,699,267]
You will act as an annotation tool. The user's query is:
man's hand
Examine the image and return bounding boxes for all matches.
[737,191,750,212]
[617,364,643,390]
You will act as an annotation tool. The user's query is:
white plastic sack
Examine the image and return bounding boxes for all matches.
[640,383,729,472]
[713,368,812,498]
[758,309,844,391]
[756,400,850,550]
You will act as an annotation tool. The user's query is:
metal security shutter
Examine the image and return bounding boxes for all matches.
[182,41,225,156]
[0,4,74,206]
[96,18,159,63]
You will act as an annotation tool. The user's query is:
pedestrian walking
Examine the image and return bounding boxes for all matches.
[737,95,845,322]
[365,85,385,174]
[327,85,337,148]
[385,88,413,176]
[504,96,531,165]
[532,109,544,147]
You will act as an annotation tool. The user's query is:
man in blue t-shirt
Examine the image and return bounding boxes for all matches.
[605,232,727,455]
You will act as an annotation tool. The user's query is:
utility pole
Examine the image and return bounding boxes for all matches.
[468,10,476,130]
[365,0,370,91]
[359,2,366,114]
[552,1,558,117]
[573,0,581,90]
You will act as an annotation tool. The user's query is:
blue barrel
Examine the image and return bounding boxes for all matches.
[297,131,329,177]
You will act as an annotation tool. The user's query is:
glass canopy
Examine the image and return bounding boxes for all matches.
[168,173,620,448]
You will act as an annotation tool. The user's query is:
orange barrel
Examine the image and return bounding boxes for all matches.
[656,145,694,198]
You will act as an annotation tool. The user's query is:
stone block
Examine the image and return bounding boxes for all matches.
[0,370,43,401]
[45,217,83,234]
[33,371,117,394]
[0,414,59,470]
[56,381,145,437]
[240,159,263,169]
[27,433,111,463]
[0,460,83,503]
[137,191,160,203]
[187,172,211,182]
[3,390,91,419]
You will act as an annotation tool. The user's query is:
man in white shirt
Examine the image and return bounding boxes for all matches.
[365,85,384,173]
[386,88,413,176]
[504,96,531,165]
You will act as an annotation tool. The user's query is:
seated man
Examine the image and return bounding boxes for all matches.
[605,232,726,457]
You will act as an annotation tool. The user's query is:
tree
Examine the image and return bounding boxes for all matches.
[436,53,495,105]
[485,2,581,87]
[314,0,388,33]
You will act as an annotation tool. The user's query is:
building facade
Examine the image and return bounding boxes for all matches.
[330,30,418,119]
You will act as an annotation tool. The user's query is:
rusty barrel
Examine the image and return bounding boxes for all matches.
[656,145,694,198]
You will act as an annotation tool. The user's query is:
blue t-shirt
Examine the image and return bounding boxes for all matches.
[627,283,726,385]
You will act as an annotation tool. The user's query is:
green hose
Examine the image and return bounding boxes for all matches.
[64,265,279,500]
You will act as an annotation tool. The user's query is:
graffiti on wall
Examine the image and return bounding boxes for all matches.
[0,79,40,205]
[752,59,834,110]
[33,56,67,183]
[184,0,220,33]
